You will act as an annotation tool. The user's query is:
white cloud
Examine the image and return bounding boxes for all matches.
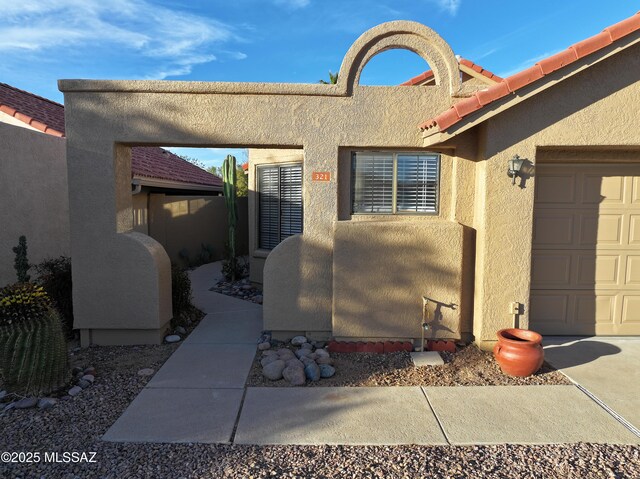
[273,0,311,10]
[0,0,243,78]
[433,0,461,15]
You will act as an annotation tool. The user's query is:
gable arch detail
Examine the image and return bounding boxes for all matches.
[337,20,462,95]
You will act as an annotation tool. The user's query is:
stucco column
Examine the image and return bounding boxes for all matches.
[473,142,536,350]
[263,141,338,339]
[65,135,171,346]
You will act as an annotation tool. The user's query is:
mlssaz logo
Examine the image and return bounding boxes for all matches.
[44,452,98,463]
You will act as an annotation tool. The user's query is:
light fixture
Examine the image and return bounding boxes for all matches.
[507,154,525,185]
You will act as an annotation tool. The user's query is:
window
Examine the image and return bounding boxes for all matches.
[352,152,439,214]
[258,164,303,249]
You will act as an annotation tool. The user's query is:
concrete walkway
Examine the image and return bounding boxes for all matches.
[544,337,640,435]
[103,263,640,445]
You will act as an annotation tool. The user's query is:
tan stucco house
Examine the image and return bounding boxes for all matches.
[59,12,640,349]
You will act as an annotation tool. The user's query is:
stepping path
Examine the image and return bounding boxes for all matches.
[103,263,640,445]
[103,262,261,443]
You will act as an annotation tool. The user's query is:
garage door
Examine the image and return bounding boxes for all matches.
[530,163,640,335]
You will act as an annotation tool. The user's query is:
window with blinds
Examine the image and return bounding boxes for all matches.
[258,164,303,250]
[352,152,440,214]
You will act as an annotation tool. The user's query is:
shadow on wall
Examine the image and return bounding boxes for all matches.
[148,195,249,267]
[331,220,473,341]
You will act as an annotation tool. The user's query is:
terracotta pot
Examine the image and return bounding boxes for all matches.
[493,328,544,377]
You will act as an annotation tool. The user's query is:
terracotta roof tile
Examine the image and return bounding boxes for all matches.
[0,82,221,188]
[401,58,503,86]
[420,11,640,133]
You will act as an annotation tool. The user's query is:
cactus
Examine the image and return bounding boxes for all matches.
[222,154,239,280]
[0,284,69,396]
[12,235,30,283]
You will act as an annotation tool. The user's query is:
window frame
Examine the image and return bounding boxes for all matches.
[256,162,304,251]
[350,151,441,216]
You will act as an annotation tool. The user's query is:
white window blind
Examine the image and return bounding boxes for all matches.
[352,152,439,214]
[258,164,303,249]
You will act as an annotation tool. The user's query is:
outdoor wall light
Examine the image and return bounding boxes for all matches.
[507,155,526,185]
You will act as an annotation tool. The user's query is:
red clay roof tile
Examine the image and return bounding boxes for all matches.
[402,58,503,86]
[0,82,221,188]
[420,11,640,134]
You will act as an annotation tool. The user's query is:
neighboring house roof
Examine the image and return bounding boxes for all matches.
[419,12,640,135]
[0,82,222,189]
[401,58,503,86]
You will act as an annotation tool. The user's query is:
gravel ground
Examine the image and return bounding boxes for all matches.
[246,345,572,387]
[1,343,637,478]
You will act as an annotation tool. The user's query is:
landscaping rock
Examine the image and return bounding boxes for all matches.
[319,364,336,378]
[291,336,308,346]
[38,398,57,410]
[137,368,155,376]
[315,348,330,358]
[300,342,313,351]
[175,326,187,335]
[78,380,91,389]
[260,355,279,368]
[0,390,7,401]
[285,358,304,370]
[316,356,333,365]
[68,386,82,397]
[14,397,38,409]
[313,341,327,349]
[300,356,316,367]
[165,334,181,343]
[277,349,295,360]
[81,374,95,383]
[261,350,278,357]
[283,366,306,386]
[304,362,321,382]
[84,367,96,376]
[295,349,312,359]
[258,341,271,351]
[72,367,84,376]
[262,360,286,380]
[3,402,16,412]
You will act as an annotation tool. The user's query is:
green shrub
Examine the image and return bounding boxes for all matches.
[171,264,191,317]
[12,235,31,283]
[0,284,69,395]
[35,256,74,337]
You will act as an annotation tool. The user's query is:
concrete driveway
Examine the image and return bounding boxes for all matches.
[544,337,640,434]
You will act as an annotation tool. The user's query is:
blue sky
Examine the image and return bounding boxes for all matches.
[1,0,637,168]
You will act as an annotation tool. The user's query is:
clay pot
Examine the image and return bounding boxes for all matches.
[493,328,544,377]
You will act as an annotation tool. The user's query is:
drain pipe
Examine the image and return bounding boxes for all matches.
[420,297,431,352]
[131,181,142,195]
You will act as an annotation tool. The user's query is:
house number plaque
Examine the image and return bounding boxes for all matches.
[312,171,331,181]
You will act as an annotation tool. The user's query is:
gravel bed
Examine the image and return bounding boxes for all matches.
[246,345,572,387]
[1,344,636,478]
[210,277,263,304]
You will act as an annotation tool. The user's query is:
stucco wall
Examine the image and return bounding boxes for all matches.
[0,121,69,286]
[332,220,472,341]
[148,194,248,266]
[60,21,464,344]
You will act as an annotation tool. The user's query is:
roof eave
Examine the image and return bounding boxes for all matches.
[132,176,223,192]
[423,30,640,147]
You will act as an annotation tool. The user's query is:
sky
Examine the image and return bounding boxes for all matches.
[1,0,637,169]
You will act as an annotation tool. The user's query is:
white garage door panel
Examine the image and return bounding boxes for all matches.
[531,163,640,336]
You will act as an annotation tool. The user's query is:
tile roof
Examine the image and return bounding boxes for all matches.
[419,11,640,134]
[400,58,502,86]
[0,82,222,188]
